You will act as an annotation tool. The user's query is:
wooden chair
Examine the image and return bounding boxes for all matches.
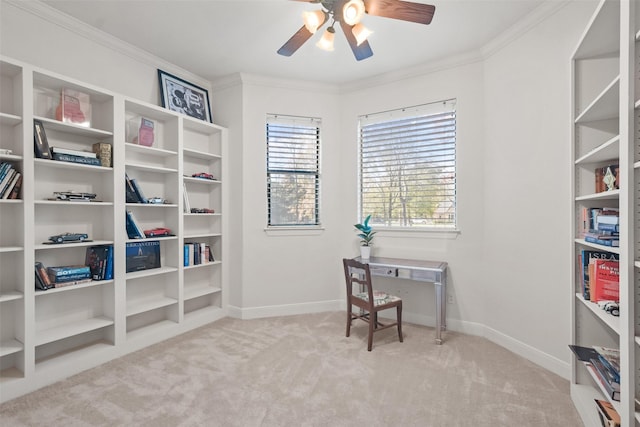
[343,258,403,351]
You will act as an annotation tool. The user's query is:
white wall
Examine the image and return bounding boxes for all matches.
[1,0,601,379]
[482,0,597,371]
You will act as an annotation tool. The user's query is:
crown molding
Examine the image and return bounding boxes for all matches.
[5,0,212,89]
[481,0,571,59]
[212,72,340,94]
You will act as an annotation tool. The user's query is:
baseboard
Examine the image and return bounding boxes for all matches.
[228,300,342,319]
[228,302,570,380]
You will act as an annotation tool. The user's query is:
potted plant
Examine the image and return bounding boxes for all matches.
[354,214,376,259]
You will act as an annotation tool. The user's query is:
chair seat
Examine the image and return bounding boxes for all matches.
[355,290,401,306]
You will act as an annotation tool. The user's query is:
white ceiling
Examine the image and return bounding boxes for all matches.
[41,0,549,85]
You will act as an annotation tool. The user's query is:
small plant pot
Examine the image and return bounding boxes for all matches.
[360,246,371,260]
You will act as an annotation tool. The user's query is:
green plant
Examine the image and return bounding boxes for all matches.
[354,215,376,246]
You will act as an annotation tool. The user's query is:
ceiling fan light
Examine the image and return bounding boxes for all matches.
[342,0,365,26]
[302,10,326,33]
[352,23,372,46]
[316,27,335,51]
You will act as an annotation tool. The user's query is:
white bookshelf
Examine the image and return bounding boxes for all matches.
[0,56,228,403]
[569,1,638,425]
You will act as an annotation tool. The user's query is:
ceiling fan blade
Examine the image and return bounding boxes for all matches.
[277,12,328,57]
[339,21,373,61]
[364,0,435,25]
[277,26,315,56]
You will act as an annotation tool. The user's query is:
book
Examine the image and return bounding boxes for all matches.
[8,174,22,199]
[47,265,91,283]
[34,262,53,289]
[56,88,91,127]
[125,173,140,203]
[596,214,619,226]
[2,172,21,199]
[0,162,11,183]
[585,235,619,247]
[593,346,620,383]
[589,358,620,401]
[51,146,97,158]
[0,168,16,197]
[33,120,52,159]
[125,210,146,239]
[591,259,619,302]
[596,223,619,233]
[126,240,161,272]
[130,178,148,203]
[183,182,191,213]
[85,245,112,280]
[52,152,102,166]
[580,251,619,300]
[595,399,620,427]
[92,142,112,167]
[53,278,93,288]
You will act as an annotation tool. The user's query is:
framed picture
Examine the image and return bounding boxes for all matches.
[33,119,52,159]
[158,70,212,123]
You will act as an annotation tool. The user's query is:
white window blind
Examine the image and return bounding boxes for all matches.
[266,114,321,227]
[359,99,456,228]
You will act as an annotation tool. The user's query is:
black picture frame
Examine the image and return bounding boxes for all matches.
[158,70,212,123]
[33,119,52,159]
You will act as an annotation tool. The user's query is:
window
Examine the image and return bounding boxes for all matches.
[266,114,321,227]
[358,99,456,229]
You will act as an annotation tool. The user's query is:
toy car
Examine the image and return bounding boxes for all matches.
[191,172,216,180]
[602,301,620,317]
[191,208,215,214]
[54,191,96,200]
[144,227,172,237]
[49,232,89,243]
[147,197,167,204]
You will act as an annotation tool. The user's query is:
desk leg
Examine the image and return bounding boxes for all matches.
[434,277,446,345]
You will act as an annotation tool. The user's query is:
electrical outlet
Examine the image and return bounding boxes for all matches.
[447,295,454,304]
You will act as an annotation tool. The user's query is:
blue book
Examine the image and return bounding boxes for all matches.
[596,223,619,233]
[585,235,619,247]
[184,244,189,266]
[52,152,101,166]
[105,245,114,280]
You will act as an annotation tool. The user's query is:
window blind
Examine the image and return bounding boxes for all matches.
[266,114,320,226]
[359,100,456,228]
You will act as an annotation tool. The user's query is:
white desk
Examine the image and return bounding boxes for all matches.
[355,256,448,344]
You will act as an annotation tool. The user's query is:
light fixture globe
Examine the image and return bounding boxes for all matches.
[302,10,326,33]
[342,0,365,26]
[316,26,336,51]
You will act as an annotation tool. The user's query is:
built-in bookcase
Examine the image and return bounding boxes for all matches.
[569,1,639,425]
[0,56,228,403]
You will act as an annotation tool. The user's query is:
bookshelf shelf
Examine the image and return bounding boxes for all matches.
[0,113,21,126]
[35,280,112,296]
[183,176,221,185]
[570,1,636,425]
[0,339,23,357]
[34,316,114,347]
[0,56,228,404]
[184,260,221,270]
[184,285,221,301]
[126,296,178,317]
[0,291,23,303]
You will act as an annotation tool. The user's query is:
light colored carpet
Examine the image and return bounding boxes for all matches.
[0,312,582,426]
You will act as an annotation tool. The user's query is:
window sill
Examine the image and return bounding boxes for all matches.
[264,226,325,236]
[377,228,461,240]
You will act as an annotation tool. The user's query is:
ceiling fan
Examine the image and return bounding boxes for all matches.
[277,0,436,61]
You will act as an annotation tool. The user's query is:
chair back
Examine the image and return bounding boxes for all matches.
[343,258,374,308]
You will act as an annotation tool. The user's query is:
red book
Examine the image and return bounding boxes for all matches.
[592,259,619,302]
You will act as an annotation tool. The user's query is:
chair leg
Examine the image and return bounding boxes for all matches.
[346,305,352,337]
[367,311,375,351]
[397,304,403,343]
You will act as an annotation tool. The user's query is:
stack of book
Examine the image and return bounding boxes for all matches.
[569,345,620,402]
[0,162,22,199]
[46,265,92,288]
[85,245,114,280]
[184,242,214,266]
[51,146,101,166]
[580,207,619,247]
[578,249,619,302]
